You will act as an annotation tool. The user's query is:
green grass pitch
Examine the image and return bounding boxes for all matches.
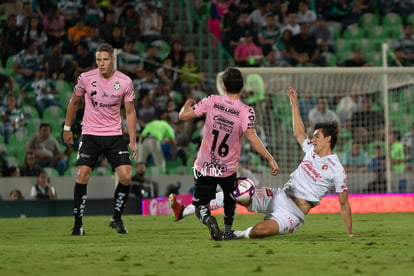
[0,213,413,276]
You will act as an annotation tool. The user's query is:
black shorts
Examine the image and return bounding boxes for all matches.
[76,134,131,169]
[192,173,237,206]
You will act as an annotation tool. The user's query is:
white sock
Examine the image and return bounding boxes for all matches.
[182,204,195,217]
[234,227,253,239]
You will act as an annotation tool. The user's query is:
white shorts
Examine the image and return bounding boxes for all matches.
[248,187,305,234]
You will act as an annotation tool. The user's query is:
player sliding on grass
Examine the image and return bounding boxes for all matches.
[233,87,360,239]
[171,87,361,239]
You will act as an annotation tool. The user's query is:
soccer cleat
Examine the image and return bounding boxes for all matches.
[206,216,223,241]
[109,218,128,234]
[169,193,184,221]
[223,231,237,241]
[71,225,85,236]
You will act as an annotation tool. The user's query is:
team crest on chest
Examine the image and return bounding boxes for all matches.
[322,164,328,170]
[114,81,121,90]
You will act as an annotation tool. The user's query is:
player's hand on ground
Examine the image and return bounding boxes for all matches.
[269,159,280,176]
[287,86,298,104]
[348,233,362,237]
[63,130,73,145]
[129,143,138,161]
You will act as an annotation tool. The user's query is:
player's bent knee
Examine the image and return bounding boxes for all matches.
[250,220,279,238]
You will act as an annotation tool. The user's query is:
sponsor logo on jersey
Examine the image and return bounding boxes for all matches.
[213,103,240,117]
[300,160,322,181]
[91,81,97,87]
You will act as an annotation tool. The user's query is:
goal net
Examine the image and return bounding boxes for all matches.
[219,67,414,194]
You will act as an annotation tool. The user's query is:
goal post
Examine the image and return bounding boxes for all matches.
[217,67,414,194]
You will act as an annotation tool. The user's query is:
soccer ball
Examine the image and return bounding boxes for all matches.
[231,178,255,204]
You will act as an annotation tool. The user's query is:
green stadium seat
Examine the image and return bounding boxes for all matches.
[44,167,60,177]
[150,39,171,60]
[365,51,382,66]
[360,13,380,30]
[22,105,40,119]
[42,106,65,122]
[322,52,337,67]
[343,25,365,40]
[406,13,414,25]
[25,118,42,135]
[7,131,30,166]
[382,13,403,38]
[366,25,388,40]
[4,55,15,76]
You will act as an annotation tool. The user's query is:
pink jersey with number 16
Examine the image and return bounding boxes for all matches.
[73,69,135,136]
[193,94,255,177]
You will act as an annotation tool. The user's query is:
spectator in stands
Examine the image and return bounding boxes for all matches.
[157,58,179,90]
[59,0,83,27]
[249,0,269,32]
[341,142,369,172]
[118,38,141,79]
[130,162,159,198]
[68,15,91,45]
[275,29,295,66]
[84,0,104,27]
[367,144,386,193]
[0,73,14,104]
[137,115,177,173]
[86,26,106,54]
[134,69,161,97]
[296,0,316,24]
[13,38,40,86]
[309,14,334,54]
[118,4,139,39]
[291,23,321,66]
[72,40,95,81]
[43,41,71,81]
[9,189,24,200]
[281,11,300,36]
[311,0,336,21]
[295,52,315,67]
[308,96,340,133]
[341,48,371,67]
[223,10,254,53]
[0,151,9,177]
[139,2,163,45]
[21,67,63,118]
[20,152,42,177]
[394,23,414,65]
[109,25,125,49]
[25,123,67,176]
[99,10,117,43]
[31,170,57,200]
[337,88,359,125]
[167,40,185,69]
[142,44,163,73]
[22,15,48,53]
[262,50,291,67]
[0,94,25,144]
[233,30,263,67]
[179,50,206,95]
[351,95,384,144]
[0,14,24,65]
[258,13,281,56]
[390,130,405,173]
[135,89,161,133]
[402,123,414,171]
[220,3,239,37]
[42,4,66,49]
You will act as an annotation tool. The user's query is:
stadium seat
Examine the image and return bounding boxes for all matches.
[382,13,403,38]
[366,25,388,40]
[22,105,40,119]
[7,131,30,166]
[44,167,60,177]
[343,25,365,40]
[4,55,15,76]
[150,39,171,60]
[365,51,382,66]
[360,13,379,30]
[42,106,65,120]
[321,52,337,67]
[25,118,42,135]
[406,13,414,25]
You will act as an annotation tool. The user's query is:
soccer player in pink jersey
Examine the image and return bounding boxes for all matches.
[63,44,137,235]
[233,87,361,239]
[174,67,279,240]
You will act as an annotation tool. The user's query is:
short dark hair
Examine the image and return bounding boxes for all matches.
[314,121,338,150]
[222,67,244,94]
[96,43,114,55]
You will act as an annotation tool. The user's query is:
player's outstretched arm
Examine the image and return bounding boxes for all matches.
[244,128,279,175]
[338,190,361,237]
[287,86,307,146]
[179,99,198,121]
